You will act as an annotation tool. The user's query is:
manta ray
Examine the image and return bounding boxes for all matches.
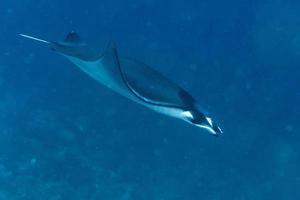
[19,32,222,136]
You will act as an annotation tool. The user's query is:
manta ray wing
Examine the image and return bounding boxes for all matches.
[52,38,196,109]
[99,43,196,109]
[120,58,196,109]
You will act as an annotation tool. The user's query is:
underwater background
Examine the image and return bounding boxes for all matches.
[0,0,299,199]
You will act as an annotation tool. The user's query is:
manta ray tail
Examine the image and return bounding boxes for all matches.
[19,34,50,44]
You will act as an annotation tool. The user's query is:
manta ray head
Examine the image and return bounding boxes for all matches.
[181,108,222,136]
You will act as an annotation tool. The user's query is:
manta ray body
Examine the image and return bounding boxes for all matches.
[20,32,222,136]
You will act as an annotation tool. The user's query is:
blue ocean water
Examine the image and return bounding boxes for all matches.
[1,0,299,199]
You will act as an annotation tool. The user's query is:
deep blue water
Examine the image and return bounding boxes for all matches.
[0,0,299,199]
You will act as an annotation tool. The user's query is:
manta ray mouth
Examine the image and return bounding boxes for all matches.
[195,124,222,136]
[181,111,222,136]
